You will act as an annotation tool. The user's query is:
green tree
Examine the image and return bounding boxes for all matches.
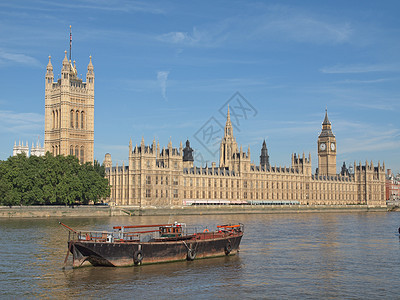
[0,153,110,206]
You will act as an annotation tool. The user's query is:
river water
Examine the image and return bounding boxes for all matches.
[1,212,400,299]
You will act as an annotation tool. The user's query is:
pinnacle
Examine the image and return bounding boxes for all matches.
[323,109,331,125]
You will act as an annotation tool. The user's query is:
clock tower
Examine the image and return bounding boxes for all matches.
[318,110,336,176]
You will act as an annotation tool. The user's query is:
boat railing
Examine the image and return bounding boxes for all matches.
[64,222,243,243]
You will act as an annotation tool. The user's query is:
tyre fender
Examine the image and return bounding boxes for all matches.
[134,250,143,265]
[225,242,232,255]
[187,248,196,261]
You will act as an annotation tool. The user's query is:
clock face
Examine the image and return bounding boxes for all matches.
[320,143,326,151]
[330,143,335,151]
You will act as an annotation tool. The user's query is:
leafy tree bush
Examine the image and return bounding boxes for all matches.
[0,153,110,206]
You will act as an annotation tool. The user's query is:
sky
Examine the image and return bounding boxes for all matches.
[1,0,399,174]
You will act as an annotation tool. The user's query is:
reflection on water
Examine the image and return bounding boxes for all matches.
[1,212,400,298]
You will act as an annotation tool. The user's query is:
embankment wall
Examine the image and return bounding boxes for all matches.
[0,205,388,218]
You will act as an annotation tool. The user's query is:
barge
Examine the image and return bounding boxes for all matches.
[60,222,244,267]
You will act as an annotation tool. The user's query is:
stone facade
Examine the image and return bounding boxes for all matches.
[386,169,400,201]
[44,51,94,163]
[105,109,386,208]
[13,140,45,157]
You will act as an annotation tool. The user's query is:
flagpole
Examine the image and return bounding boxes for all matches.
[69,25,72,62]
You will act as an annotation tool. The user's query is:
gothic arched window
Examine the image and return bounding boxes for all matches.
[81,111,84,129]
[75,146,79,157]
[70,110,74,128]
[80,146,84,163]
[76,110,79,129]
[55,110,59,129]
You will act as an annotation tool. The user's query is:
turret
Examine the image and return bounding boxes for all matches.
[45,56,54,90]
[61,50,70,87]
[219,105,238,170]
[86,56,94,91]
[183,139,194,169]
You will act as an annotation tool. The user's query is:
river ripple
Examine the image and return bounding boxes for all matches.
[1,212,399,299]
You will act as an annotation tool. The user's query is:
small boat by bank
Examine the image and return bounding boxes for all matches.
[60,222,244,267]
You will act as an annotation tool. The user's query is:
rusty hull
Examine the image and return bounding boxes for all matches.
[69,233,243,268]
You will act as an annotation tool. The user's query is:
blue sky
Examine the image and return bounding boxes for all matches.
[1,0,399,174]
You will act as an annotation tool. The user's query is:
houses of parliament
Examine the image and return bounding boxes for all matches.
[44,47,386,208]
[104,107,386,207]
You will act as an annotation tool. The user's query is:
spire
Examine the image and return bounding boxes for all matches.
[323,108,331,126]
[262,139,267,149]
[319,109,334,138]
[168,137,172,149]
[63,50,68,64]
[46,56,53,72]
[152,137,156,152]
[87,55,93,71]
[224,105,233,137]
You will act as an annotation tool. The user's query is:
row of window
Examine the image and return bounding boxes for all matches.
[133,161,179,169]
[51,145,85,163]
[111,188,365,203]
[52,110,60,129]
[146,189,179,198]
[51,109,85,130]
[140,189,358,201]
[119,174,357,193]
[70,110,85,129]
[70,146,85,163]
[52,145,60,156]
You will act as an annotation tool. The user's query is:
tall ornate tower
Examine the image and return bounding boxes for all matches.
[219,106,238,170]
[260,139,270,170]
[318,110,336,176]
[44,36,94,163]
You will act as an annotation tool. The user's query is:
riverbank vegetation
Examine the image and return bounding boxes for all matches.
[0,153,110,206]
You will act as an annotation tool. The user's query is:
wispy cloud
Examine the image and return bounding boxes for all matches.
[157,24,229,48]
[351,102,396,111]
[334,78,397,84]
[0,49,40,67]
[341,131,400,154]
[123,77,280,93]
[334,120,400,154]
[320,63,400,74]
[157,71,169,101]
[255,6,352,45]
[0,1,165,14]
[0,110,43,133]
[158,5,353,48]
